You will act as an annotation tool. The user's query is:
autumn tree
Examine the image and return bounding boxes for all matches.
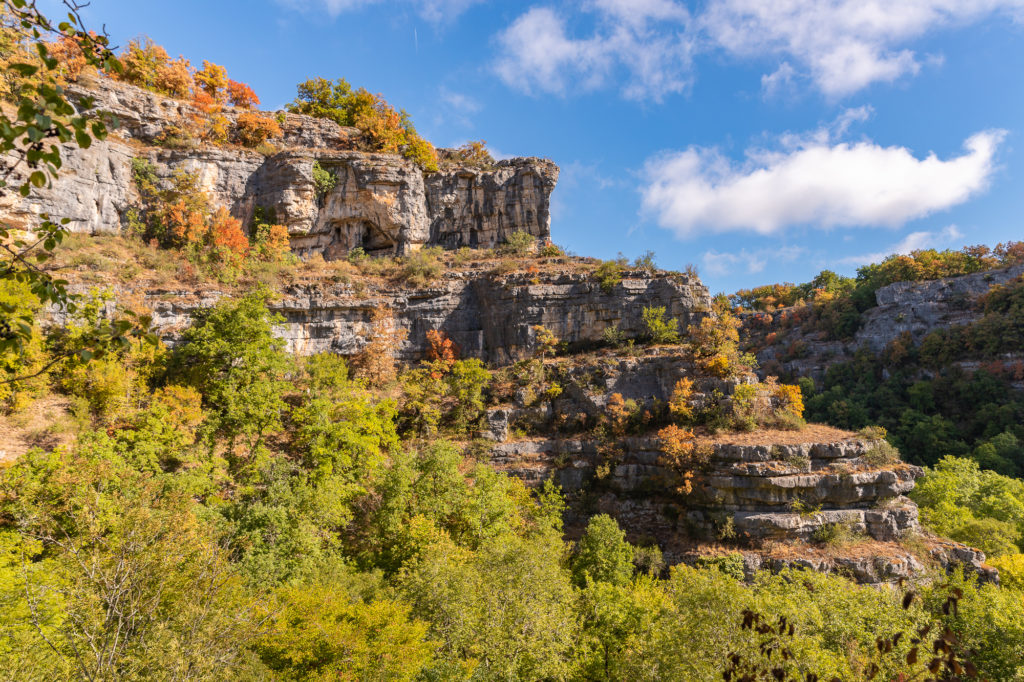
[355,303,407,387]
[194,59,228,100]
[226,78,259,108]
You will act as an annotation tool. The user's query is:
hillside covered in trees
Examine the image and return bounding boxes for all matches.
[2,2,1024,680]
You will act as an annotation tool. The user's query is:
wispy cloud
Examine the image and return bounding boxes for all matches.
[641,128,1005,237]
[838,225,964,266]
[279,0,482,23]
[494,0,1024,100]
[702,245,806,276]
[493,2,694,101]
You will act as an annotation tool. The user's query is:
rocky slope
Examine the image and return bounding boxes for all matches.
[5,75,995,584]
[747,263,1024,381]
[481,348,994,585]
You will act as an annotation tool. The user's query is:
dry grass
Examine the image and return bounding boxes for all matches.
[0,395,76,465]
[697,423,856,446]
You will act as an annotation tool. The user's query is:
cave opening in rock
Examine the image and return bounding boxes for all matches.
[333,219,396,257]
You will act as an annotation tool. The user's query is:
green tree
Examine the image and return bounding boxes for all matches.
[572,514,636,587]
[167,290,289,456]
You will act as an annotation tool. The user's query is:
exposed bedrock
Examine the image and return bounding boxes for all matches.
[135,269,709,365]
[750,263,1024,380]
[13,78,559,258]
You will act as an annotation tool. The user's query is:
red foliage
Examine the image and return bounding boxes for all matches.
[226,80,260,108]
[208,207,248,267]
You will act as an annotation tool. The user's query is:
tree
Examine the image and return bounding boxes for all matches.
[255,583,434,681]
[167,290,290,456]
[572,514,635,586]
[194,59,228,100]
[0,444,266,679]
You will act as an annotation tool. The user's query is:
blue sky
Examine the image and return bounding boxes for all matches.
[59,0,1024,294]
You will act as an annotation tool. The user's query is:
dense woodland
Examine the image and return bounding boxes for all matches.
[2,2,1024,680]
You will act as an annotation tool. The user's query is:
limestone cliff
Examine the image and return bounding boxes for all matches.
[3,75,993,585]
[9,77,558,258]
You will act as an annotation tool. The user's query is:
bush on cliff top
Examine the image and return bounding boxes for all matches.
[287,76,438,171]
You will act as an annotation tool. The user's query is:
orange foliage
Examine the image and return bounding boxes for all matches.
[155,57,193,98]
[605,393,633,437]
[355,304,407,387]
[166,200,207,246]
[208,207,248,267]
[46,34,87,82]
[227,79,260,108]
[191,90,221,114]
[657,424,700,494]
[426,329,458,366]
[194,60,228,100]
[261,224,291,262]
[235,112,282,147]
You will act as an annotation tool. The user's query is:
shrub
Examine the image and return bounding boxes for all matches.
[234,112,282,147]
[863,441,901,468]
[443,140,495,168]
[642,306,680,345]
[532,325,559,359]
[668,378,694,423]
[594,259,624,294]
[498,230,536,256]
[812,521,862,546]
[633,250,656,272]
[312,160,337,198]
[400,247,444,287]
[602,325,628,348]
[539,242,564,257]
[730,383,759,431]
[694,553,745,580]
[250,208,291,262]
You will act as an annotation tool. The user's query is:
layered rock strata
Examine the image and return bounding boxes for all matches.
[10,77,558,257]
[124,268,709,365]
[748,264,1024,380]
[481,350,994,584]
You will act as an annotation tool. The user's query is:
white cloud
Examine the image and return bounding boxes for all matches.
[440,88,482,114]
[494,0,1024,99]
[280,0,481,23]
[641,129,1005,237]
[493,3,694,100]
[839,225,964,265]
[703,245,805,276]
[701,0,1024,96]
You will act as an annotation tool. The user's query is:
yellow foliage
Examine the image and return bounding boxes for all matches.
[988,554,1024,592]
[669,377,694,423]
[773,382,804,420]
[657,424,701,494]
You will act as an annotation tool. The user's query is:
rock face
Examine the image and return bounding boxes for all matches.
[425,158,559,249]
[748,264,1024,380]
[136,268,709,365]
[481,350,994,584]
[13,77,559,258]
